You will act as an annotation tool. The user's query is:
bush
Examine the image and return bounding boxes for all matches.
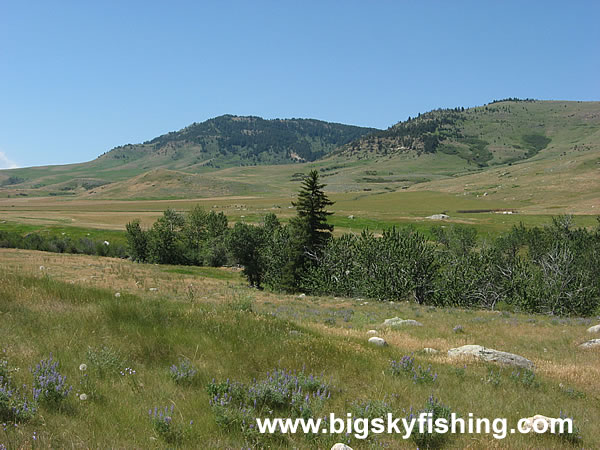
[390,355,437,384]
[0,380,37,422]
[149,405,190,444]
[31,354,72,407]
[86,346,126,378]
[169,359,197,385]
[409,396,454,449]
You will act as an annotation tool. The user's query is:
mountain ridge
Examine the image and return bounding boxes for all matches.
[1,101,599,203]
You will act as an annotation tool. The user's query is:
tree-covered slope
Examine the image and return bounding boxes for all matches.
[99,115,377,168]
[339,100,600,167]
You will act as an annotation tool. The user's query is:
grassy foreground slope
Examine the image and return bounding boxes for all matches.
[1,249,598,448]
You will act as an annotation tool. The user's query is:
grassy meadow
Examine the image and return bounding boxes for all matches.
[1,100,599,448]
[0,249,599,448]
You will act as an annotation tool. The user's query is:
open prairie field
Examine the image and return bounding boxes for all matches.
[0,188,598,242]
[0,249,598,448]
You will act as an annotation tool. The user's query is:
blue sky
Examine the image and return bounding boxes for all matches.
[1,1,598,168]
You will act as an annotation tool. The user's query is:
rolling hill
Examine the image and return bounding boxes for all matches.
[0,100,599,210]
[338,99,600,166]
[0,115,377,195]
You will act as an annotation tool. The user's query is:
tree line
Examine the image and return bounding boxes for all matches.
[1,170,597,317]
[125,171,600,317]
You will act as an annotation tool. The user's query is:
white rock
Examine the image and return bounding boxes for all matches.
[587,324,600,333]
[298,293,306,298]
[331,444,353,450]
[423,348,439,354]
[447,344,533,368]
[383,317,423,327]
[367,330,378,335]
[149,287,158,292]
[368,337,387,347]
[115,292,121,298]
[520,415,555,433]
[579,339,600,349]
[426,214,449,220]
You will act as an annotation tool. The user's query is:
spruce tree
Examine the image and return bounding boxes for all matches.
[291,169,334,257]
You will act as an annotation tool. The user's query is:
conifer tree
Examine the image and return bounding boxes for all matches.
[291,169,334,257]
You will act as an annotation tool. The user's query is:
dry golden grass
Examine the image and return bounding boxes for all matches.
[1,248,598,448]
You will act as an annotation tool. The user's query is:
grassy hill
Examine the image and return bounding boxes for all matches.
[339,100,600,166]
[0,115,377,195]
[0,101,598,215]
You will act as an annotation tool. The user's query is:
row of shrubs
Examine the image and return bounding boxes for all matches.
[304,216,600,317]
[1,208,598,317]
[125,206,600,317]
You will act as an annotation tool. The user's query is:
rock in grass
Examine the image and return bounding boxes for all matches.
[367,330,378,335]
[520,415,556,433]
[115,292,121,298]
[447,344,533,369]
[383,317,423,328]
[579,339,600,349]
[331,444,353,450]
[426,214,449,220]
[368,337,387,347]
[587,324,600,333]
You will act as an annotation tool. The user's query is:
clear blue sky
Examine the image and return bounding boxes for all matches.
[1,1,598,168]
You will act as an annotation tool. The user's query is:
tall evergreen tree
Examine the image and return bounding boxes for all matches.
[290,170,334,257]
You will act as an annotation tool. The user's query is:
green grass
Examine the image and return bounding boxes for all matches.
[0,220,127,246]
[0,258,597,448]
[162,266,242,281]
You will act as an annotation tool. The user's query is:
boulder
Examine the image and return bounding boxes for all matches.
[587,324,600,333]
[520,415,555,433]
[383,317,423,328]
[368,337,387,347]
[331,444,353,450]
[426,214,449,220]
[579,339,600,349]
[447,344,533,369]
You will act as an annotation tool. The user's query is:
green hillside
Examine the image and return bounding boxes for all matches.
[1,101,599,203]
[339,100,600,166]
[0,115,376,194]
